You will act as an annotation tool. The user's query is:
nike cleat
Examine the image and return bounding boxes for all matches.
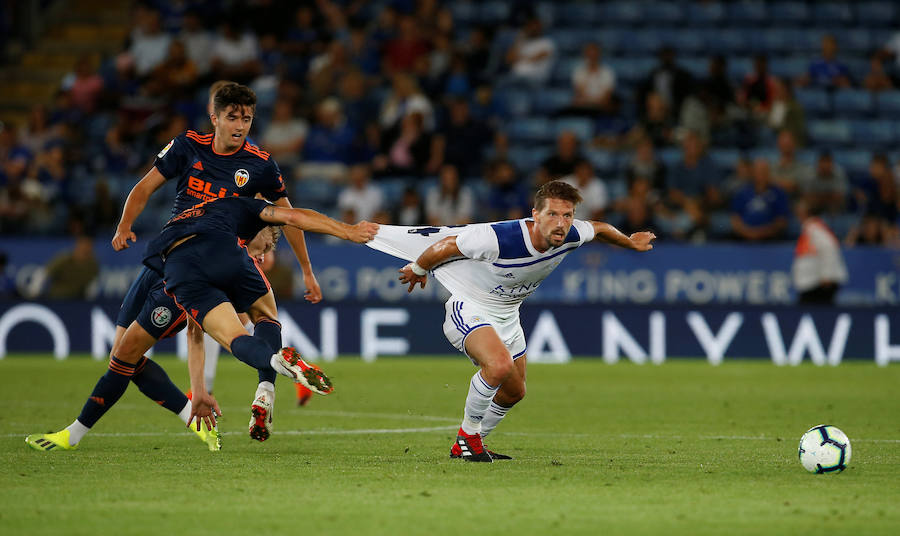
[450,441,512,460]
[193,422,222,451]
[450,427,493,463]
[249,387,275,442]
[25,430,77,452]
[270,347,333,395]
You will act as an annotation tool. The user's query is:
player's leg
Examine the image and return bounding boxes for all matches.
[243,296,281,442]
[202,333,221,393]
[480,355,526,439]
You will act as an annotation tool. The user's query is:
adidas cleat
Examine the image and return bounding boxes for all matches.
[450,442,512,460]
[25,430,77,452]
[193,422,222,451]
[450,427,493,463]
[249,387,274,442]
[270,347,333,395]
[295,383,313,407]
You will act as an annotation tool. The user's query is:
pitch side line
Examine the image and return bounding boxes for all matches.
[3,426,454,439]
[501,431,900,443]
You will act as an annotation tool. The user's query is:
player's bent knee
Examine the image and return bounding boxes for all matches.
[482,358,514,385]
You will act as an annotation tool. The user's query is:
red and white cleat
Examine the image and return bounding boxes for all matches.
[270,347,333,395]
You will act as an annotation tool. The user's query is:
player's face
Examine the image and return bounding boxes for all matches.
[247,228,275,263]
[212,105,253,149]
[532,198,575,248]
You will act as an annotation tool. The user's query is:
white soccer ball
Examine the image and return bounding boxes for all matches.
[798,425,851,474]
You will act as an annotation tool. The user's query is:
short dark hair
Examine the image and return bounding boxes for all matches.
[213,83,257,115]
[534,180,582,211]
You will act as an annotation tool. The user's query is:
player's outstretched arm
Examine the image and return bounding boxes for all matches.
[260,205,378,243]
[398,236,463,293]
[112,167,167,251]
[590,221,656,251]
[186,320,220,431]
[273,197,322,303]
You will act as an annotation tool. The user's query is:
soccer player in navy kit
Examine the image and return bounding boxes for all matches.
[25,198,376,451]
[110,83,321,439]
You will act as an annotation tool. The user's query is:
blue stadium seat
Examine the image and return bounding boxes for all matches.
[658,147,681,169]
[679,56,708,79]
[630,30,663,55]
[725,56,753,81]
[644,2,685,24]
[793,28,826,53]
[705,29,749,55]
[602,2,644,24]
[535,2,556,27]
[852,120,896,146]
[727,2,768,24]
[533,88,571,114]
[554,117,594,141]
[856,2,896,26]
[508,118,554,144]
[709,211,733,239]
[708,149,742,171]
[379,178,410,201]
[500,89,533,118]
[294,179,341,206]
[551,30,583,54]
[479,2,510,23]
[842,30,872,54]
[606,57,655,84]
[770,2,810,23]
[833,89,874,117]
[449,2,478,24]
[813,2,853,24]
[509,144,553,172]
[551,56,581,86]
[808,120,852,146]
[832,149,872,177]
[663,30,706,55]
[758,28,793,54]
[875,91,900,118]
[583,148,619,175]
[686,2,725,26]
[558,2,599,26]
[598,29,626,54]
[768,56,808,79]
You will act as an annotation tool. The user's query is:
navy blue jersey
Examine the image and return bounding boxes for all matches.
[143,196,271,275]
[154,130,287,216]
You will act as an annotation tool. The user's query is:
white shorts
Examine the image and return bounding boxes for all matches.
[442,297,526,364]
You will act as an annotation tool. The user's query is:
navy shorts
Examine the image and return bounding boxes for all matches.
[162,235,270,326]
[134,282,188,340]
[116,266,163,328]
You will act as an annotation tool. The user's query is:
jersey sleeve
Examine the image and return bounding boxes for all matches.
[153,135,189,180]
[257,160,288,202]
[455,223,500,262]
[573,219,596,246]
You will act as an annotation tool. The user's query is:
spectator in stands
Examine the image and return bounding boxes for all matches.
[309,39,351,100]
[638,47,693,120]
[799,34,851,89]
[425,164,474,226]
[566,43,616,116]
[128,6,171,78]
[628,91,675,147]
[210,17,261,85]
[383,14,429,75]
[0,252,18,299]
[679,86,711,145]
[392,186,426,226]
[723,155,753,201]
[145,40,198,100]
[101,53,140,110]
[792,201,848,305]
[766,79,806,146]
[738,55,777,115]
[703,55,735,128]
[772,130,813,196]
[801,151,848,215]
[43,235,99,299]
[373,110,432,178]
[863,51,894,92]
[855,154,899,223]
[625,136,666,191]
[62,55,104,115]
[346,23,381,76]
[86,179,119,235]
[845,211,898,247]
[537,131,584,184]
[461,25,491,84]
[666,130,721,236]
[179,9,213,78]
[337,164,383,223]
[505,15,556,85]
[301,98,356,181]
[561,159,608,220]
[730,158,790,242]
[379,73,434,131]
[614,175,657,237]
[485,160,529,221]
[261,97,308,169]
[35,140,71,206]
[17,105,62,156]
[431,99,492,178]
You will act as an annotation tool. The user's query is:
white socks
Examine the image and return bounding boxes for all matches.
[65,420,90,446]
[479,400,512,438]
[203,333,221,391]
[257,381,275,393]
[177,400,192,425]
[460,371,499,435]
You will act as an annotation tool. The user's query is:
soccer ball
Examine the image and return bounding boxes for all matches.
[798,425,851,474]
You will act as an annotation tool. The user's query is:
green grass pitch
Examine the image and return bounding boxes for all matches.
[1,355,899,535]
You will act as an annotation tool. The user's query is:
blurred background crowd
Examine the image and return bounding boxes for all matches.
[1,0,899,249]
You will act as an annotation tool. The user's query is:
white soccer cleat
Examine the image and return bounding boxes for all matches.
[248,386,275,442]
[270,347,333,395]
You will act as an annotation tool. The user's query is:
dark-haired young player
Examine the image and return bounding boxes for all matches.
[110,83,321,440]
[369,181,655,461]
[25,226,280,452]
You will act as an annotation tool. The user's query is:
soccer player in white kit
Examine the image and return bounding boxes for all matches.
[374,181,655,462]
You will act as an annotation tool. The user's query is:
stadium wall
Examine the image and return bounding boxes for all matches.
[0,301,897,366]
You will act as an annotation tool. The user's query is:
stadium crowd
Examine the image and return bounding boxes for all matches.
[1,0,899,247]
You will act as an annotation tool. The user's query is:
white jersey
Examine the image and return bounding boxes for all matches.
[367,219,596,317]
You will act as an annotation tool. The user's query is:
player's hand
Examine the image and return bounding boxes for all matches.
[111,227,137,251]
[347,221,379,243]
[399,264,427,293]
[629,231,656,252]
[188,392,222,432]
[303,271,322,304]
